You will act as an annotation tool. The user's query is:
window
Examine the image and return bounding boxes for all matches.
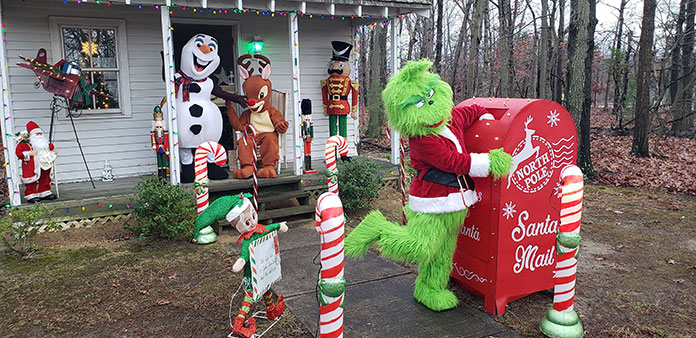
[50,17,131,117]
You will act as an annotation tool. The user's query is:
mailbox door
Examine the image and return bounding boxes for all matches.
[495,100,578,307]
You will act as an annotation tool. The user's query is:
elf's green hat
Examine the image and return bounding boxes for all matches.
[194,193,252,238]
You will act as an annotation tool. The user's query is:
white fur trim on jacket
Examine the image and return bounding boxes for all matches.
[469,153,490,177]
[20,154,42,184]
[438,126,463,154]
[409,190,478,214]
[479,113,495,120]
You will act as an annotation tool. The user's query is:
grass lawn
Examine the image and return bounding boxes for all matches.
[0,239,311,337]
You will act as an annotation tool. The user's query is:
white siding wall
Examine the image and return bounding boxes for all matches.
[4,0,163,182]
[3,2,359,182]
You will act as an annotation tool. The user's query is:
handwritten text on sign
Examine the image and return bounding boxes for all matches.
[249,230,282,302]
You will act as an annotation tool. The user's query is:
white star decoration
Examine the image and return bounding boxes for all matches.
[213,67,233,85]
[503,201,517,220]
[547,109,560,127]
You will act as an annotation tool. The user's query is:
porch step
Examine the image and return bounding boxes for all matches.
[257,190,309,204]
[258,205,315,224]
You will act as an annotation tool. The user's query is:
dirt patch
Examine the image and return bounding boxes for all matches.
[3,226,311,337]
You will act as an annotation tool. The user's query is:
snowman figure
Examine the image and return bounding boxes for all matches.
[175,34,247,183]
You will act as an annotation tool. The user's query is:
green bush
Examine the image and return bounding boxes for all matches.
[126,176,196,240]
[0,202,56,256]
[336,158,384,210]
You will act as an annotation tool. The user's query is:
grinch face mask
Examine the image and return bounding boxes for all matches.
[381,59,454,137]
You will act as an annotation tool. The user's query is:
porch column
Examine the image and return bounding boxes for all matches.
[160,7,181,185]
[0,1,21,206]
[288,12,302,175]
[389,18,400,165]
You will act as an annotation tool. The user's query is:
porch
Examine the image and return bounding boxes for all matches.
[25,156,399,231]
[0,0,420,206]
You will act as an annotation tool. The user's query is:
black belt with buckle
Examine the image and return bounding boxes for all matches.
[417,169,475,190]
[330,95,349,101]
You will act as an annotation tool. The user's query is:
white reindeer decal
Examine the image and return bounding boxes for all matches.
[507,116,540,189]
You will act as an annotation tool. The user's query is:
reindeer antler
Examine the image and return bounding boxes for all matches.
[253,55,271,75]
[524,116,533,127]
[238,54,254,75]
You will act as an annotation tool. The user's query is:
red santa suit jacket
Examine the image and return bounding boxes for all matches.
[16,141,54,184]
[408,104,492,214]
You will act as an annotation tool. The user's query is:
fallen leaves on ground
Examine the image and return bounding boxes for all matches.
[156,299,170,306]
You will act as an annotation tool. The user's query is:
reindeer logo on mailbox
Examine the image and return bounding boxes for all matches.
[452,98,578,316]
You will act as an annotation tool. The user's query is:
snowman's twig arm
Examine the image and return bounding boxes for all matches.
[213,85,248,108]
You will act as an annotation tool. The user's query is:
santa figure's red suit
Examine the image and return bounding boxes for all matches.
[408,104,493,213]
[15,121,57,202]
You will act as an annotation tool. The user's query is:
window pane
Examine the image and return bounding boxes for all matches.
[93,71,120,109]
[62,27,91,68]
[91,28,117,68]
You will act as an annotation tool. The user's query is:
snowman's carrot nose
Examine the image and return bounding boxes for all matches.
[199,45,212,54]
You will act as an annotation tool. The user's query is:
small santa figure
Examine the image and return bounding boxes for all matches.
[15,121,57,203]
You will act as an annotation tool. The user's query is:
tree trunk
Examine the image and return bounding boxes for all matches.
[434,0,444,72]
[566,0,596,176]
[632,0,657,157]
[672,0,696,134]
[499,0,513,96]
[464,0,485,97]
[610,0,627,127]
[366,25,388,138]
[539,0,551,98]
[669,0,686,105]
[618,30,633,128]
[553,0,565,102]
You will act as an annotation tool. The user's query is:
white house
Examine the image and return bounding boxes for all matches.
[0,0,429,205]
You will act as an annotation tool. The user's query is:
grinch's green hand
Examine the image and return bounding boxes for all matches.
[488,148,513,179]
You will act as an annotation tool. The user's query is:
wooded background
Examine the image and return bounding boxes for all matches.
[357,0,696,178]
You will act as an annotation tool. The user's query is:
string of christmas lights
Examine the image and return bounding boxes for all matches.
[59,0,403,24]
[0,15,22,205]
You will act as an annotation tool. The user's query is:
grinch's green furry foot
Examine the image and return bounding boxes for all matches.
[413,282,459,311]
[345,210,386,258]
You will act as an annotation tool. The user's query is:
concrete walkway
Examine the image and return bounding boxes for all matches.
[273,222,521,338]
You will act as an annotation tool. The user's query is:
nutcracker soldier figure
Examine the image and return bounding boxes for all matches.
[301,99,317,174]
[321,41,358,138]
[151,105,170,178]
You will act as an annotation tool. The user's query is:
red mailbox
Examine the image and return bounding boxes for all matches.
[451,98,578,315]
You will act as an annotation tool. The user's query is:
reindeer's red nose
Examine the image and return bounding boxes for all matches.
[248,99,256,106]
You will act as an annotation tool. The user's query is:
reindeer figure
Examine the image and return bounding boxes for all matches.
[226,54,289,179]
[507,116,540,189]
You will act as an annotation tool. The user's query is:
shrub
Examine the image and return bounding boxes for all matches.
[126,176,196,240]
[0,202,56,256]
[336,158,384,210]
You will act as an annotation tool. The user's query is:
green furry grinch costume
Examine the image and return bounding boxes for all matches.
[345,60,512,311]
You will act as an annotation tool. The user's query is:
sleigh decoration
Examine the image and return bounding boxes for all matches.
[17,48,107,105]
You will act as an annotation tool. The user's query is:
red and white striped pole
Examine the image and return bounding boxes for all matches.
[315,192,346,338]
[194,141,227,215]
[325,136,348,195]
[243,124,259,211]
[540,165,584,338]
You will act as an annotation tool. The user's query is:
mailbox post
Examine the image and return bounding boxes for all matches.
[451,98,578,315]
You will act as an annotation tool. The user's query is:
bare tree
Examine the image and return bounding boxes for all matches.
[566,0,596,176]
[539,0,552,98]
[434,0,444,72]
[465,0,486,97]
[366,25,388,138]
[632,0,657,157]
[499,0,514,96]
[672,0,696,135]
[552,0,565,102]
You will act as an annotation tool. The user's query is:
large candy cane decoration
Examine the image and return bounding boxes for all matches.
[315,192,346,338]
[242,124,259,211]
[540,165,584,338]
[325,136,348,195]
[194,141,227,215]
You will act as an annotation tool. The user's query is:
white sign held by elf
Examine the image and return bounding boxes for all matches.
[249,230,282,302]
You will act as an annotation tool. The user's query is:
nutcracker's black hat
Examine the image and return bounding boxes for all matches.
[331,41,353,61]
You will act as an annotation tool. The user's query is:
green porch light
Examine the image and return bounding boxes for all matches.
[250,36,264,53]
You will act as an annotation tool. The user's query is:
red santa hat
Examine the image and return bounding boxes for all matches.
[26,121,42,135]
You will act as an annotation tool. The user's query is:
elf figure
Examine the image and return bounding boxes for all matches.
[321,41,358,138]
[194,193,287,338]
[151,104,170,178]
[345,60,513,312]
